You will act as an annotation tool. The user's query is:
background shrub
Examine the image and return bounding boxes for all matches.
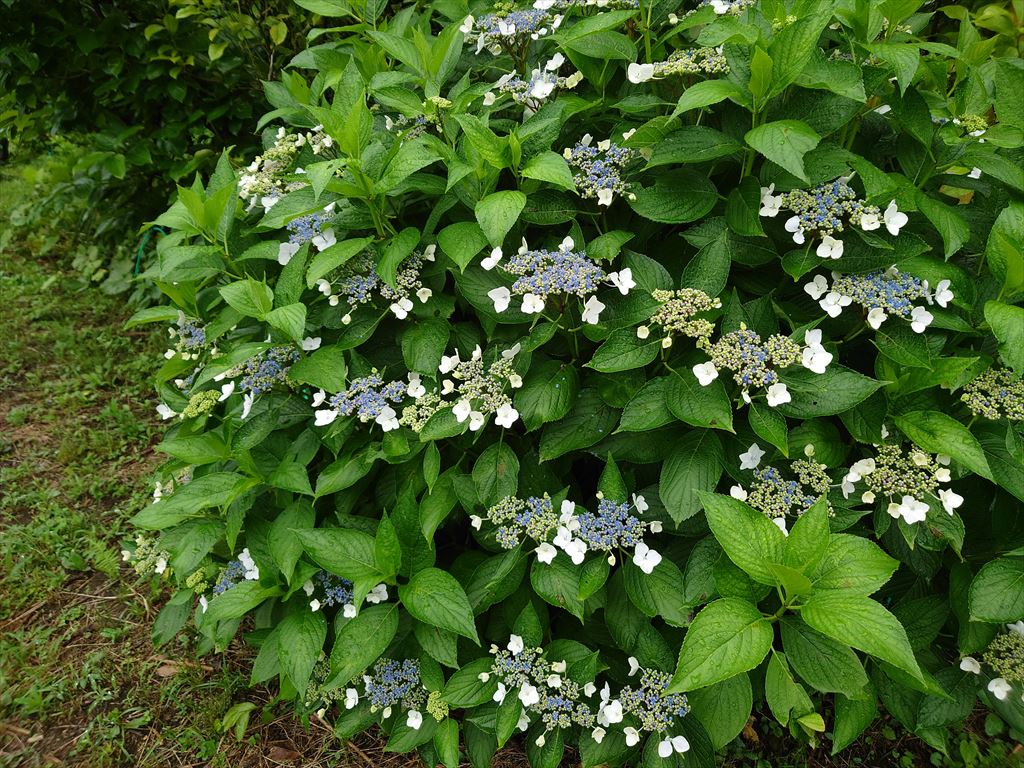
[126,0,1024,765]
[0,0,309,291]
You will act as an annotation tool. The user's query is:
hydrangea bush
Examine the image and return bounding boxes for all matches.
[125,0,1024,764]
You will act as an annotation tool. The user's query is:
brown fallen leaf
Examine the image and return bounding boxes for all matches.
[742,720,760,745]
[267,746,301,762]
[155,663,180,677]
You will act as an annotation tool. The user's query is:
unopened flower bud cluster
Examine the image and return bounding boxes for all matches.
[315,244,435,321]
[692,326,834,408]
[961,368,1024,422]
[121,534,171,577]
[805,267,952,332]
[181,389,221,419]
[460,5,564,56]
[564,133,638,206]
[961,623,1024,703]
[730,444,832,534]
[485,235,633,324]
[841,444,963,525]
[238,126,332,212]
[474,492,663,573]
[638,288,720,348]
[626,47,728,83]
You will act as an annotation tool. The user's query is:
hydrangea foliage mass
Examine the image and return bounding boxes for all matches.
[126,0,1024,764]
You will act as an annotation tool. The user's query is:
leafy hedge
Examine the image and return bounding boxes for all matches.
[126,0,1024,765]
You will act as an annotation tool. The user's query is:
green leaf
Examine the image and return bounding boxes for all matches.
[315,452,374,497]
[968,557,1024,623]
[401,319,450,375]
[521,151,576,191]
[434,718,459,768]
[623,558,691,628]
[628,171,718,224]
[495,694,523,748]
[780,617,869,698]
[472,441,519,508]
[378,227,420,289]
[672,80,749,117]
[530,556,584,621]
[266,303,306,342]
[277,610,326,692]
[269,501,315,585]
[666,366,734,432]
[132,472,251,529]
[765,652,814,726]
[204,581,282,623]
[810,534,898,594]
[157,433,229,465]
[294,528,382,583]
[748,401,789,457]
[744,120,821,182]
[587,329,662,372]
[893,411,993,481]
[700,491,786,586]
[783,496,830,574]
[863,42,919,93]
[442,658,498,707]
[455,114,510,169]
[287,345,347,391]
[832,685,877,754]
[219,278,274,319]
[668,598,774,692]
[767,8,833,97]
[985,203,1024,297]
[399,568,480,643]
[475,191,526,248]
[377,137,439,192]
[915,192,969,259]
[514,359,580,431]
[305,237,374,288]
[124,306,183,329]
[328,604,400,686]
[660,431,724,524]
[874,323,938,369]
[375,511,402,579]
[725,177,766,237]
[800,591,924,682]
[680,231,732,297]
[415,621,459,668]
[646,127,742,168]
[437,221,489,272]
[618,377,674,432]
[778,366,885,419]
[686,674,753,749]
[538,388,619,461]
[985,301,1024,376]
